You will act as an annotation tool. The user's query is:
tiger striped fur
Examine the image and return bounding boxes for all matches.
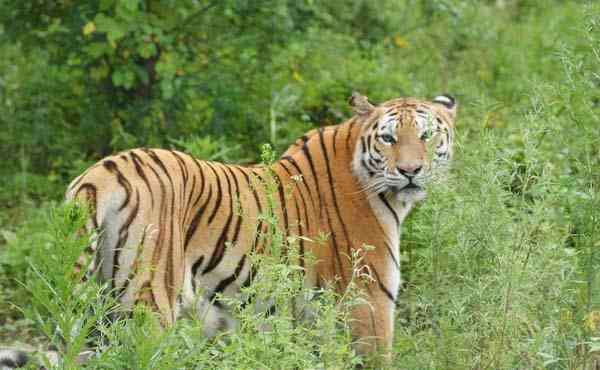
[0,93,457,367]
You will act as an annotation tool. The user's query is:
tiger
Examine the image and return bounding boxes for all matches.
[0,92,456,367]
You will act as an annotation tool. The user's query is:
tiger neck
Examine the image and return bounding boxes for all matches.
[348,122,414,244]
[278,118,412,249]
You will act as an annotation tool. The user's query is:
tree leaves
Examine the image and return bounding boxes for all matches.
[94,13,127,45]
[82,21,96,36]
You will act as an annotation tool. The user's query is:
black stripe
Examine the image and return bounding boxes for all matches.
[185,185,213,249]
[377,193,400,228]
[346,118,357,150]
[205,162,223,224]
[113,189,140,295]
[234,166,266,254]
[238,266,257,310]
[369,263,396,303]
[203,165,235,275]
[291,191,305,270]
[369,153,382,164]
[361,158,375,176]
[184,173,197,224]
[233,165,251,186]
[243,168,263,214]
[223,166,244,247]
[103,160,132,211]
[121,224,149,295]
[144,150,175,190]
[170,151,189,223]
[223,165,241,202]
[300,130,343,280]
[184,159,206,233]
[130,150,155,207]
[332,126,340,156]
[211,254,246,299]
[324,209,345,283]
[277,160,307,269]
[318,128,353,259]
[191,255,204,291]
[68,163,97,194]
[233,166,265,240]
[273,171,289,235]
[170,150,189,185]
[301,144,323,217]
[278,159,311,233]
[249,169,268,253]
[252,220,265,253]
[141,154,168,292]
[143,149,177,312]
[241,266,255,290]
[279,155,315,209]
[191,159,206,210]
[385,240,400,271]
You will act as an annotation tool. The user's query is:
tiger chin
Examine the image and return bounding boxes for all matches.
[1,92,456,368]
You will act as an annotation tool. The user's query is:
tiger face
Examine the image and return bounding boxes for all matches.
[351,93,457,203]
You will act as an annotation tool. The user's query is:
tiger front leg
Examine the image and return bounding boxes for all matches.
[349,288,396,366]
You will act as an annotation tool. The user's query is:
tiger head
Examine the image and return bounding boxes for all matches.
[350,92,457,203]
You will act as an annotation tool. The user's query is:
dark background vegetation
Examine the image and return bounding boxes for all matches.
[0,0,599,368]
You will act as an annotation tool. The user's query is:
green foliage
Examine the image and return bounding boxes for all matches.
[2,193,362,368]
[19,203,115,368]
[1,0,600,368]
[170,135,249,163]
[399,128,582,368]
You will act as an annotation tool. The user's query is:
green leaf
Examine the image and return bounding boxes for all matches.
[160,79,174,99]
[95,13,127,44]
[156,51,177,78]
[112,67,135,89]
[83,42,113,58]
[138,42,157,59]
[99,0,116,11]
[121,0,139,11]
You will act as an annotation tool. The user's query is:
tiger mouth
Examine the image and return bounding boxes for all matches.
[389,183,422,194]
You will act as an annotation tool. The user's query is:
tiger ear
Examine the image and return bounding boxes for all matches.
[433,94,458,120]
[348,91,375,115]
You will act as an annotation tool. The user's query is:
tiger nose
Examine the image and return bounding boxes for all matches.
[397,164,422,177]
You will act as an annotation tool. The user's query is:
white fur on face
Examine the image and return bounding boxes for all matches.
[352,107,453,206]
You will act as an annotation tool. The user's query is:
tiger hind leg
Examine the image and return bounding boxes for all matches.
[195,296,237,337]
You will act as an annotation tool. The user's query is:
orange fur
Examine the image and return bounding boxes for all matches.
[66,93,457,361]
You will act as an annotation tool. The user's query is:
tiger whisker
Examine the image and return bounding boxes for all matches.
[350,177,385,195]
[352,178,388,197]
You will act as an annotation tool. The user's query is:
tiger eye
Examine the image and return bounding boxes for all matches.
[380,134,396,144]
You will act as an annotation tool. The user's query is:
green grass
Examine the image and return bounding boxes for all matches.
[1,1,600,369]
